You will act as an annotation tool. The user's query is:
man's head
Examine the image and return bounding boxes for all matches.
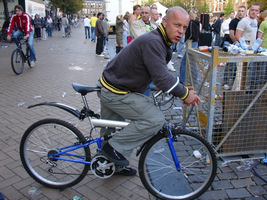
[220,13,225,20]
[151,4,157,10]
[14,5,23,17]
[151,8,159,22]
[162,6,189,44]
[229,11,235,19]
[133,5,141,16]
[249,3,260,19]
[141,5,151,23]
[237,6,246,20]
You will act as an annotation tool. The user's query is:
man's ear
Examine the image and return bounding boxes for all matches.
[162,18,167,28]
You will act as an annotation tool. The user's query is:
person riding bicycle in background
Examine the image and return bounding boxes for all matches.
[7,5,36,67]
[97,6,201,174]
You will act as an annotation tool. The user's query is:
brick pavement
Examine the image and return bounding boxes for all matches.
[0,25,266,200]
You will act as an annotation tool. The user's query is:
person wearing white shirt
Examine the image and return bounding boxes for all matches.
[84,15,91,39]
[220,11,235,45]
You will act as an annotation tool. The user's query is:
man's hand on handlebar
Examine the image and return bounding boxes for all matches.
[7,35,11,41]
[183,89,201,107]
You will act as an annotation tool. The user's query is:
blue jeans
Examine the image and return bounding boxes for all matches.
[13,30,36,62]
[223,63,237,86]
[84,26,90,38]
[180,41,198,84]
[246,62,267,90]
[91,27,96,42]
[47,25,52,37]
[177,35,185,55]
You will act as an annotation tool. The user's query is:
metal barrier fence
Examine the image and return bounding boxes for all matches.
[182,42,267,157]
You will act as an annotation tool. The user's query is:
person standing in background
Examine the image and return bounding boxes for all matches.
[236,3,261,90]
[212,13,225,46]
[115,14,124,53]
[34,14,41,40]
[220,11,235,45]
[95,12,104,56]
[128,4,141,43]
[61,15,68,37]
[84,15,91,39]
[46,15,53,37]
[90,13,98,42]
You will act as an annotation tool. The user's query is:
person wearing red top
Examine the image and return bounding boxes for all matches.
[7,5,36,67]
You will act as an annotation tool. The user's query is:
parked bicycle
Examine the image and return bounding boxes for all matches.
[11,37,32,75]
[20,79,217,200]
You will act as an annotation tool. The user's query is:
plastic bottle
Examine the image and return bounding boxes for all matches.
[73,196,83,200]
[251,38,262,52]
[239,37,248,50]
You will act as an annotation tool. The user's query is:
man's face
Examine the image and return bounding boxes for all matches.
[237,8,246,19]
[249,5,260,19]
[15,8,22,17]
[151,10,159,21]
[141,6,150,23]
[163,10,189,43]
[229,12,235,19]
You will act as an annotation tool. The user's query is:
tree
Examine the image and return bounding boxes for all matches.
[50,0,84,15]
[200,0,209,13]
[141,0,155,6]
[223,0,234,17]
[247,0,266,11]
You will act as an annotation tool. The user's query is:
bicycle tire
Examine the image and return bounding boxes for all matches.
[139,129,217,200]
[11,49,24,75]
[20,118,91,189]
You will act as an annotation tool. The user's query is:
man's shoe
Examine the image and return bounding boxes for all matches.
[177,54,183,58]
[167,62,176,72]
[30,61,35,67]
[101,142,129,166]
[96,53,104,57]
[115,166,137,176]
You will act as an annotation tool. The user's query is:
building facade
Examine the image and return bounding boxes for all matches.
[82,0,103,17]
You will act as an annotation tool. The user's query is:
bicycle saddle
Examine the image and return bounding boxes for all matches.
[72,83,100,96]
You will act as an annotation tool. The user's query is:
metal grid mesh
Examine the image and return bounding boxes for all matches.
[183,46,267,156]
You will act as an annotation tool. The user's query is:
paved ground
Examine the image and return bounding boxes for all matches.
[0,24,266,200]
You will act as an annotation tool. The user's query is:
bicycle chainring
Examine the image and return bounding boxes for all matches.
[91,155,115,179]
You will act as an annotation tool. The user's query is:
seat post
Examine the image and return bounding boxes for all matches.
[81,95,90,110]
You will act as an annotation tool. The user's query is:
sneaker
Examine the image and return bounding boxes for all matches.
[96,53,104,57]
[30,61,35,67]
[101,142,129,166]
[115,166,137,176]
[167,62,176,72]
[177,54,183,58]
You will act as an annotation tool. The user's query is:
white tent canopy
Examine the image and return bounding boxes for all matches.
[153,2,168,17]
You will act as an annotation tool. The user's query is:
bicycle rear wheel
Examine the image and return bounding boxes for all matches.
[11,49,24,75]
[20,118,91,189]
[139,129,217,200]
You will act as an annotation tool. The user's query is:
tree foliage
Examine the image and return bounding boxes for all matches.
[247,0,267,11]
[50,0,84,15]
[223,0,234,17]
[200,0,209,13]
[141,0,156,6]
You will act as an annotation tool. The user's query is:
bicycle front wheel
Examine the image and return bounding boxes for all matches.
[11,49,24,75]
[20,118,91,189]
[139,129,217,200]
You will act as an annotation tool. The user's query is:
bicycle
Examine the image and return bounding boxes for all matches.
[11,37,32,75]
[20,79,217,200]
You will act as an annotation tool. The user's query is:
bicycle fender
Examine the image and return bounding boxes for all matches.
[28,102,82,119]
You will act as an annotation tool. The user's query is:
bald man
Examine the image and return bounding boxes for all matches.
[97,7,201,174]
